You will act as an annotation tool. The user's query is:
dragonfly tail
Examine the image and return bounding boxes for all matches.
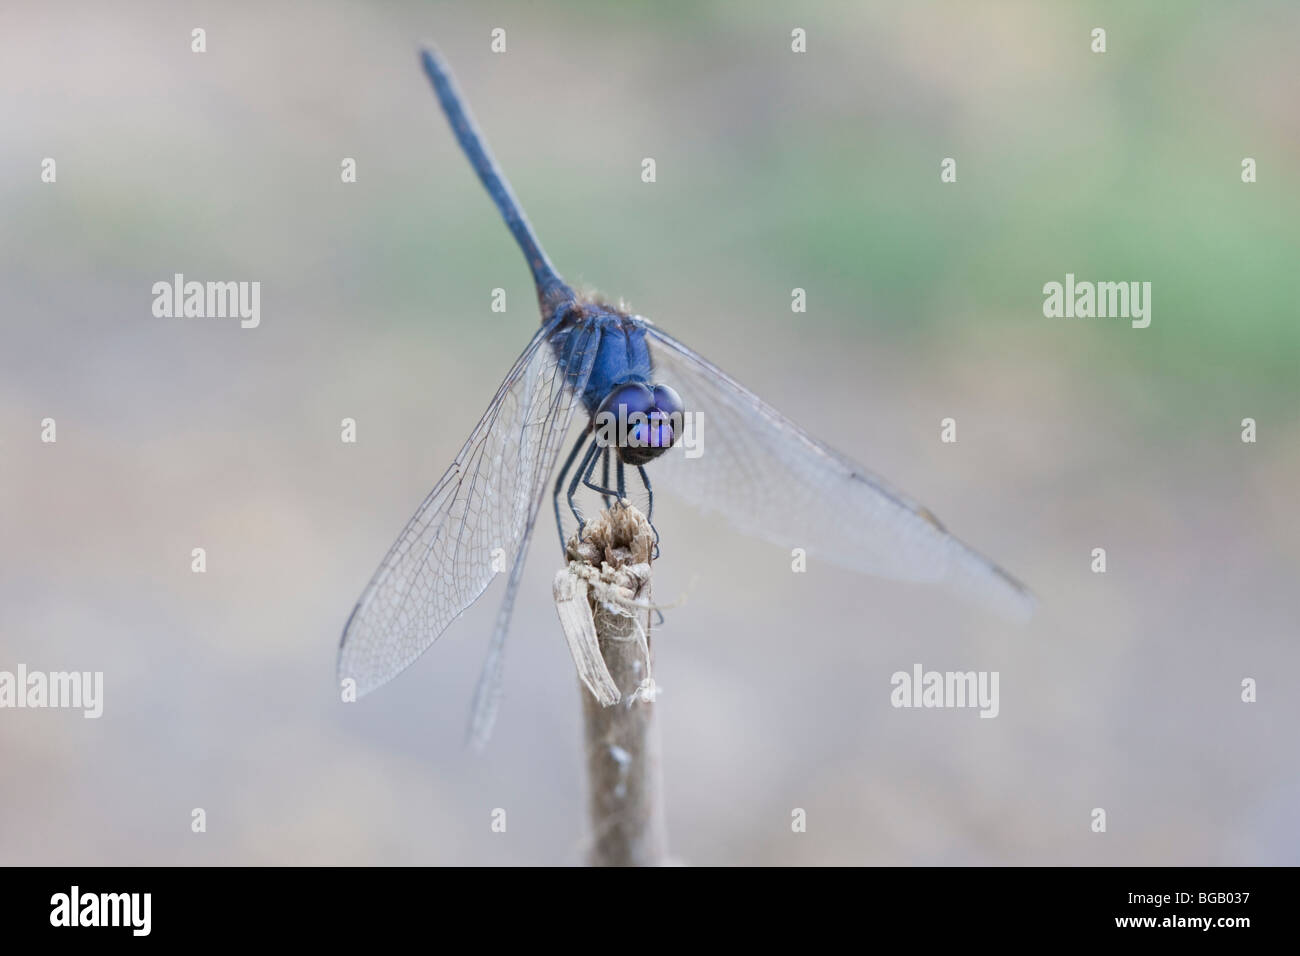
[420,45,573,315]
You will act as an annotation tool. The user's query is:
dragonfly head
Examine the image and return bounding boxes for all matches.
[594,382,685,465]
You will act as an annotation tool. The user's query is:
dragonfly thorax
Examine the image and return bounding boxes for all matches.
[592,382,685,465]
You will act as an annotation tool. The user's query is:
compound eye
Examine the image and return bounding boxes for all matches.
[652,384,684,418]
[597,382,655,419]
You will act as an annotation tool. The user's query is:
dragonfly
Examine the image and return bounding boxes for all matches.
[338,46,1033,746]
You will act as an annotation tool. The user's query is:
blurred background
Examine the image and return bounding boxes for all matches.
[1,0,1297,865]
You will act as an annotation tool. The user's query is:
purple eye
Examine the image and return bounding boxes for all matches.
[595,381,686,465]
[653,384,683,418]
[597,383,655,420]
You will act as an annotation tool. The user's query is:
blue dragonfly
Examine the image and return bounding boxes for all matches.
[338,46,1033,745]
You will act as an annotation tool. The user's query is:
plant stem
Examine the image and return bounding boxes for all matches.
[556,505,668,866]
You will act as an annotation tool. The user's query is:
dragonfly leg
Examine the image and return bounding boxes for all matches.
[637,464,660,559]
[567,437,603,542]
[616,458,626,500]
[600,447,612,510]
[581,441,621,503]
[554,431,590,552]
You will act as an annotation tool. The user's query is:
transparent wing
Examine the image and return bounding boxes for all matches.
[338,320,597,696]
[464,325,599,749]
[643,324,1034,618]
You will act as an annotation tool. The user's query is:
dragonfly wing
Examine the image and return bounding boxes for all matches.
[338,319,597,696]
[643,324,1033,619]
[465,324,601,748]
